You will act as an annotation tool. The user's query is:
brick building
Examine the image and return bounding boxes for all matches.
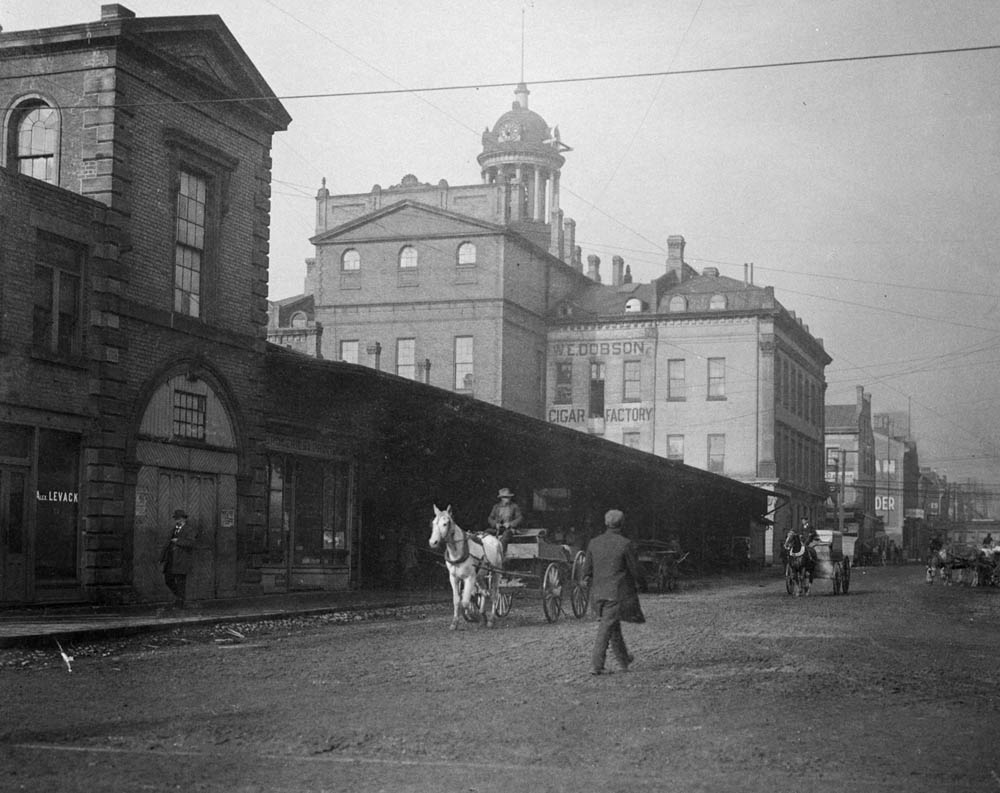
[270,84,832,561]
[0,5,289,604]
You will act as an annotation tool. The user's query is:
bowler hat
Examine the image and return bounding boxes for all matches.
[498,488,514,498]
[172,509,188,520]
[604,509,624,528]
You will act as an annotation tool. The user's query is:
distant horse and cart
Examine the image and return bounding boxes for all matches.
[784,529,851,597]
[926,542,1000,587]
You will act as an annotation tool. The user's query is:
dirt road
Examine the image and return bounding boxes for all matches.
[2,565,997,792]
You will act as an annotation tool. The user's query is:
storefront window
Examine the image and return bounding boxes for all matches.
[35,430,80,583]
[267,454,352,567]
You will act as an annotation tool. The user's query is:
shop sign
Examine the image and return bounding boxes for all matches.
[36,490,78,503]
[550,341,646,357]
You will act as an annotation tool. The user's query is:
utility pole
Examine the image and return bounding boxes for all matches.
[838,448,846,534]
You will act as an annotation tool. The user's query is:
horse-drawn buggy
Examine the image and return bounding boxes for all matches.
[636,540,688,592]
[927,541,999,587]
[428,506,590,629]
[785,529,851,596]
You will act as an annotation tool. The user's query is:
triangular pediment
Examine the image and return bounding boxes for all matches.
[132,17,290,130]
[312,200,506,245]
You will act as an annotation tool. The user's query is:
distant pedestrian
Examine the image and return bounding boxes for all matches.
[160,509,196,607]
[583,509,644,676]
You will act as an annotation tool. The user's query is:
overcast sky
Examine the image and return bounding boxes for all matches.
[6,1,1000,485]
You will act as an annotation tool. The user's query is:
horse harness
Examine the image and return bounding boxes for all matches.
[439,516,489,570]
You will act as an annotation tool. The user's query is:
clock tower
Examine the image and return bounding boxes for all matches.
[479,83,571,257]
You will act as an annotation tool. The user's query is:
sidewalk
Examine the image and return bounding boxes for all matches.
[0,587,453,649]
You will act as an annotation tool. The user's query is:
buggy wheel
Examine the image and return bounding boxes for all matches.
[495,590,512,617]
[571,550,588,583]
[570,580,589,618]
[541,563,563,623]
[463,589,484,622]
[842,557,851,594]
[784,563,795,595]
[491,571,512,617]
[833,564,842,595]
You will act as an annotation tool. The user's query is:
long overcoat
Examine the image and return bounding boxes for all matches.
[161,521,197,575]
[584,527,642,603]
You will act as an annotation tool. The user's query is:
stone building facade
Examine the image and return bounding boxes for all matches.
[0,5,289,604]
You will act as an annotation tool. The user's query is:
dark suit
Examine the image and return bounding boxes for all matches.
[160,519,197,605]
[584,526,642,673]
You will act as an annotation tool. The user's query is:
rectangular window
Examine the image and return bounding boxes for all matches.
[622,432,641,449]
[339,340,359,364]
[667,359,686,400]
[708,433,726,473]
[555,362,573,404]
[667,434,684,462]
[33,233,82,356]
[454,336,474,390]
[708,358,726,399]
[172,389,207,440]
[396,338,416,380]
[623,360,641,402]
[174,169,207,318]
[589,362,606,418]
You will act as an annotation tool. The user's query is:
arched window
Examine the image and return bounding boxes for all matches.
[7,98,59,184]
[341,249,360,271]
[399,245,418,269]
[457,242,476,265]
[709,294,727,310]
[624,298,644,313]
[290,312,308,328]
[668,295,687,312]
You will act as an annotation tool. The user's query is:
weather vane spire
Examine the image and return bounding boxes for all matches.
[520,7,525,83]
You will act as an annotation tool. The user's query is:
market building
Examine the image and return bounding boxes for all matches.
[1,6,774,605]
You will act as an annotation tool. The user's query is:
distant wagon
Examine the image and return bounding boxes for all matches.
[786,529,851,596]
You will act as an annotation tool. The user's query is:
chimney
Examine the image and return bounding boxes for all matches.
[623,265,633,284]
[612,256,624,286]
[101,4,136,19]
[573,245,583,272]
[564,218,576,266]
[587,254,601,283]
[666,235,687,283]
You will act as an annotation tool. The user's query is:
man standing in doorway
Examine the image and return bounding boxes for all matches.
[160,509,196,607]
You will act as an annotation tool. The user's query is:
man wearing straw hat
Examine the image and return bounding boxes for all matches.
[487,487,523,553]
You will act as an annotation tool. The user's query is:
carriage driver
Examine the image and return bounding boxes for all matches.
[487,487,523,553]
[801,517,821,579]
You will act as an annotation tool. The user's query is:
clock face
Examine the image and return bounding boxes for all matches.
[497,122,520,142]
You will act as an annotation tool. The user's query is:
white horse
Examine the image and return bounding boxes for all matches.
[428,505,504,630]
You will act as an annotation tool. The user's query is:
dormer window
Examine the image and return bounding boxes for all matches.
[709,294,727,310]
[7,98,59,184]
[668,295,687,312]
[290,312,308,328]
[624,298,644,313]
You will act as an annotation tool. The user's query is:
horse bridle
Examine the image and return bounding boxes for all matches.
[436,515,470,566]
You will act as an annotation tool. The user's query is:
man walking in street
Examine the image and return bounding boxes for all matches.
[583,509,644,676]
[160,509,196,607]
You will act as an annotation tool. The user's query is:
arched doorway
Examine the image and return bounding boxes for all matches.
[131,373,240,602]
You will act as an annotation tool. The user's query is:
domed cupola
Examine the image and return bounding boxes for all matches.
[478,83,570,230]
